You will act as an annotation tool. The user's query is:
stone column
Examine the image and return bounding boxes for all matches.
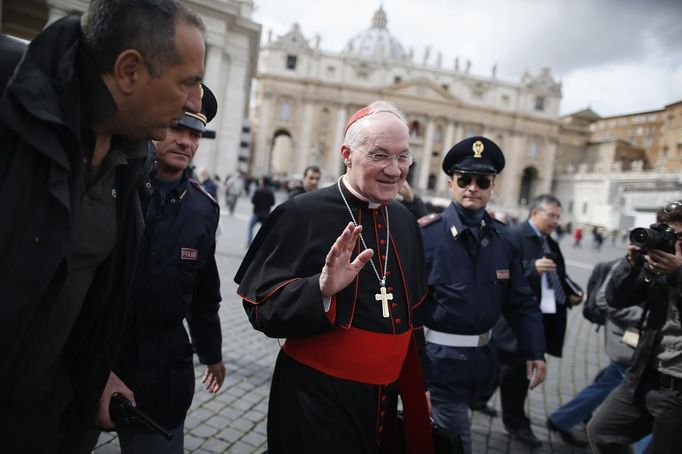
[295,100,315,176]
[195,44,225,174]
[333,104,348,178]
[498,132,525,207]
[541,139,558,194]
[215,51,249,177]
[253,93,274,177]
[436,121,457,194]
[417,118,436,191]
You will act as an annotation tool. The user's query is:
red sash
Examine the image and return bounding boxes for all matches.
[283,328,434,454]
[284,327,410,384]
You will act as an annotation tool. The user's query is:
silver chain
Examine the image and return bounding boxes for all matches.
[337,177,390,286]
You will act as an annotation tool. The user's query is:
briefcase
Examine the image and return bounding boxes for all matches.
[396,411,463,454]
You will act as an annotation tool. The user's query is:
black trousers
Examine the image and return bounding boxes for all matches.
[587,374,682,454]
[497,350,531,430]
[267,351,400,454]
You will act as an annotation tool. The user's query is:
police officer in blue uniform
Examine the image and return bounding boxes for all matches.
[419,136,547,454]
[106,85,225,453]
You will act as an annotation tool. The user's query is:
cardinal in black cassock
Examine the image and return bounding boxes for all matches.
[235,101,434,454]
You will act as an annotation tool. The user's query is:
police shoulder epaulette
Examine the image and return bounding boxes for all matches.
[418,213,441,227]
[189,179,218,205]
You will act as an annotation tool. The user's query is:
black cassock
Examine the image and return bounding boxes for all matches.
[235,179,432,454]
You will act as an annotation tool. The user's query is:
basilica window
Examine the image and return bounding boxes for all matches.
[527,139,540,158]
[427,174,437,191]
[534,96,545,111]
[409,120,422,138]
[434,126,443,144]
[286,55,298,70]
[278,100,292,122]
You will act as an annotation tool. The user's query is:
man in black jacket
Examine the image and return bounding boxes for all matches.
[495,194,583,448]
[288,165,321,199]
[587,202,682,454]
[247,176,276,246]
[0,1,206,452]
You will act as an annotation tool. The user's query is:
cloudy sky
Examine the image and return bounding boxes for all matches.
[252,0,682,117]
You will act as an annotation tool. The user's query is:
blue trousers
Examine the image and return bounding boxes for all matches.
[549,361,627,432]
[426,344,497,454]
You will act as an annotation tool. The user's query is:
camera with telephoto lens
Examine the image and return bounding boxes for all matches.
[629,222,678,254]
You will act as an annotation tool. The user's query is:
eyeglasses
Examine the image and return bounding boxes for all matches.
[664,201,682,213]
[455,174,493,190]
[538,208,561,220]
[359,150,414,167]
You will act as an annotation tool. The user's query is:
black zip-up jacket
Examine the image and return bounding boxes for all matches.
[114,171,222,429]
[0,16,152,422]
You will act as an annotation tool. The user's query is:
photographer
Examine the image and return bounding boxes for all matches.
[587,201,682,454]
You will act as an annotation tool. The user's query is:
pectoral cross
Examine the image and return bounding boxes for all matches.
[375,286,393,318]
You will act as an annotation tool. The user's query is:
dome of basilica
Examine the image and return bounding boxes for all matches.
[343,7,407,62]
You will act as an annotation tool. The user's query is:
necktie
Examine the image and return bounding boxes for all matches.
[542,237,566,305]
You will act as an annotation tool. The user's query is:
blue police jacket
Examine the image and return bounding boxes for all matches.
[419,203,545,360]
[114,170,222,428]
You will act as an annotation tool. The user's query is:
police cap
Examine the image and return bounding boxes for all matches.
[177,84,218,134]
[441,136,505,176]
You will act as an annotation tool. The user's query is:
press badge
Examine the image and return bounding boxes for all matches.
[540,287,557,314]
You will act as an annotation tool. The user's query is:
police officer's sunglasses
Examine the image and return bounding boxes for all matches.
[455,174,493,190]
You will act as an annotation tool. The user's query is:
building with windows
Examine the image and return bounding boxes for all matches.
[553,101,682,231]
[250,6,563,208]
[1,0,261,179]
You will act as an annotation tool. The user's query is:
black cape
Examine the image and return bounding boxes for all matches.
[235,180,429,453]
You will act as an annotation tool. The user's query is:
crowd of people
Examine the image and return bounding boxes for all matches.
[1,2,681,454]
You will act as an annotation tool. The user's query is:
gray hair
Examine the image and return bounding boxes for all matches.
[529,194,562,216]
[82,0,204,77]
[344,99,408,150]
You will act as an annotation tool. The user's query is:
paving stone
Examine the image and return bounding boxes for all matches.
[228,441,258,453]
[200,437,231,453]
[205,414,232,429]
[185,434,204,451]
[216,427,244,443]
[230,417,256,432]
[190,424,220,439]
[241,431,267,448]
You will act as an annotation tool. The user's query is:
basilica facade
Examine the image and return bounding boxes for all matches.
[251,7,563,208]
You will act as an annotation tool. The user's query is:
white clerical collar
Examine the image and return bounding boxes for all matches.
[341,175,382,209]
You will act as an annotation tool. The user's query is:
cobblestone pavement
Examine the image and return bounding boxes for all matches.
[94,193,628,453]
